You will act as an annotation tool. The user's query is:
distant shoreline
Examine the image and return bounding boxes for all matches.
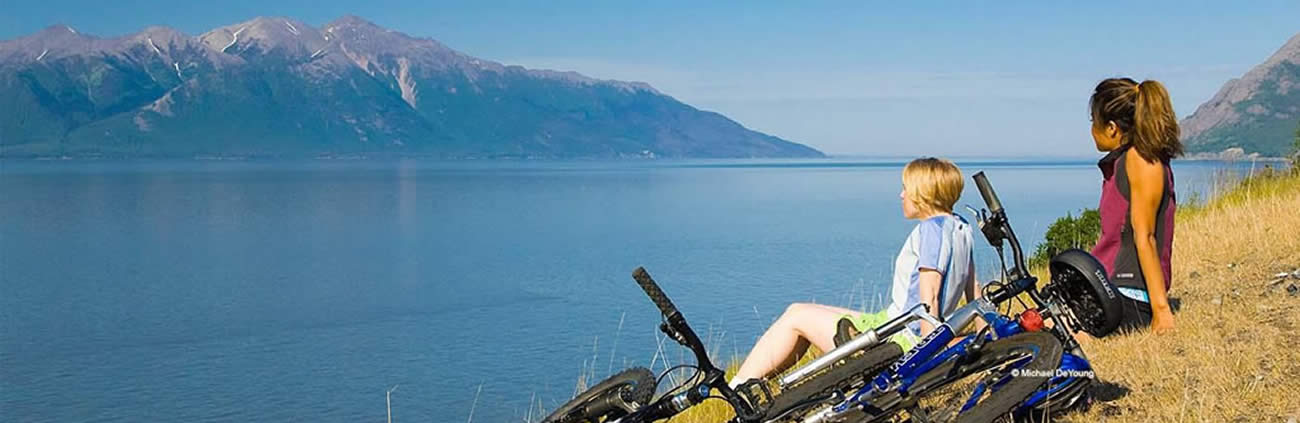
[1,154,1287,163]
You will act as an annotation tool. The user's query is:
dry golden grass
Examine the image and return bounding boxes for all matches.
[642,170,1300,422]
[1056,169,1300,422]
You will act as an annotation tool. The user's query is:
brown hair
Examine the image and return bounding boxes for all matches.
[1089,78,1183,162]
[902,157,964,214]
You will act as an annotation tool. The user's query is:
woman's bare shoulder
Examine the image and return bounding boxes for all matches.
[1123,148,1166,188]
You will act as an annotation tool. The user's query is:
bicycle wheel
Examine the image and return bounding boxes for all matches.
[903,331,1064,423]
[541,367,656,423]
[1049,249,1123,337]
[763,342,904,422]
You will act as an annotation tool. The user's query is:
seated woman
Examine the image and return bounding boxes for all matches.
[1086,77,1183,334]
[730,157,981,387]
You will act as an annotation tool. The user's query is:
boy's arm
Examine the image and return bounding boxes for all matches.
[964,260,987,331]
[964,260,980,301]
[918,268,942,336]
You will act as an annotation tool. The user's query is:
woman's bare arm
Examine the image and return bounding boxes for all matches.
[1125,151,1175,333]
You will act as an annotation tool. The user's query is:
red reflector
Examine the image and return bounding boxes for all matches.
[1019,309,1045,332]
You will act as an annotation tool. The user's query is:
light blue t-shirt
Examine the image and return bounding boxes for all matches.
[885,214,976,337]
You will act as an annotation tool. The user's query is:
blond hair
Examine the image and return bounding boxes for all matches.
[902,157,964,214]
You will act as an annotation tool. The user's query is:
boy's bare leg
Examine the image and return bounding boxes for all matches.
[730,303,851,385]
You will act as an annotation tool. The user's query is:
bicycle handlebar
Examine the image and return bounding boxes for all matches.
[626,267,765,422]
[971,172,1030,278]
[633,267,681,318]
[986,276,1038,305]
[972,171,1003,214]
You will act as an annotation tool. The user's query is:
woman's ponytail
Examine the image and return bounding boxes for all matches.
[1132,80,1183,162]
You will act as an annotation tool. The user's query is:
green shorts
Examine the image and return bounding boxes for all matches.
[841,310,920,351]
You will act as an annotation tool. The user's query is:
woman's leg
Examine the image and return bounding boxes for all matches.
[730,303,855,384]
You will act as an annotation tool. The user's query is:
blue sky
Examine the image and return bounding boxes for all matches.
[4,1,1298,157]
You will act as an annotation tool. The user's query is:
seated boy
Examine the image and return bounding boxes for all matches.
[730,157,980,387]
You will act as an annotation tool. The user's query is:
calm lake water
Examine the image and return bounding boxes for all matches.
[0,158,1267,422]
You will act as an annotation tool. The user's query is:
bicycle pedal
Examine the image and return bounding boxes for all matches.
[736,379,775,406]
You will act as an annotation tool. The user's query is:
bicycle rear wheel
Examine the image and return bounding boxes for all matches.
[541,367,656,423]
[903,331,1064,423]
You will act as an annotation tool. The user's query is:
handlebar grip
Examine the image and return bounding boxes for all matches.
[987,286,1012,305]
[633,267,680,318]
[972,171,1004,213]
[987,277,1035,305]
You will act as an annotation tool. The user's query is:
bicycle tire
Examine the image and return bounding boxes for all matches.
[1049,249,1123,337]
[541,367,656,423]
[763,342,904,421]
[903,331,1064,423]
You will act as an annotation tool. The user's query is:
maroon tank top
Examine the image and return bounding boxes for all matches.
[1090,146,1176,292]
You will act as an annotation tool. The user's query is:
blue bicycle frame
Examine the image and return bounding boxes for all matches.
[779,295,1092,422]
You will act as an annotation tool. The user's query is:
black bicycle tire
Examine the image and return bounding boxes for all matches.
[905,331,1065,423]
[1050,249,1123,337]
[762,342,904,421]
[540,367,656,423]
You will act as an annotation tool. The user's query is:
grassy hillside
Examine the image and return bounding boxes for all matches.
[1058,168,1300,422]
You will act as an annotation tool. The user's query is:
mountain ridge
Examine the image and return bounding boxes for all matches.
[1180,32,1300,158]
[0,16,822,159]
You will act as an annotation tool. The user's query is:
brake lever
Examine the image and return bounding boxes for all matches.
[963,205,986,228]
[660,322,687,346]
